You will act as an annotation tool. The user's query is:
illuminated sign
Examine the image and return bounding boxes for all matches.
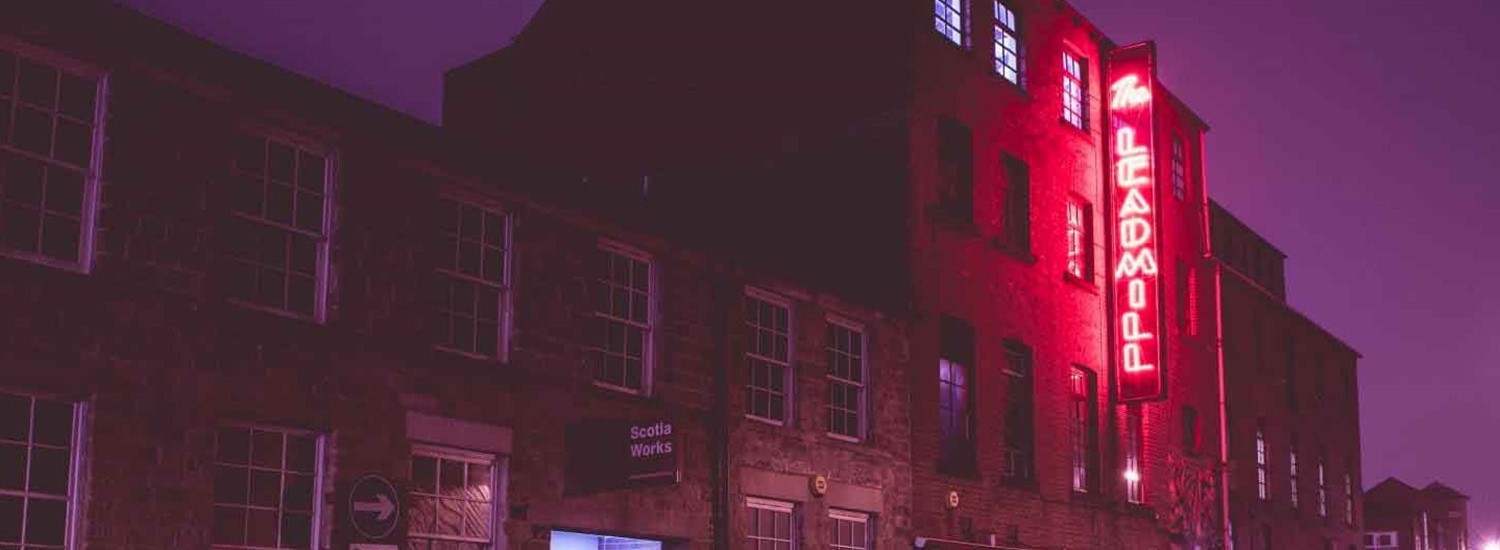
[1109,42,1166,403]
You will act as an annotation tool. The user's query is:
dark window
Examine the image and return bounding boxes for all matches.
[936,118,973,224]
[1069,367,1098,493]
[1176,260,1190,335]
[1180,406,1200,454]
[1286,334,1298,412]
[1124,405,1144,503]
[1259,525,1272,550]
[1002,153,1030,252]
[0,47,101,268]
[213,425,320,549]
[224,133,329,320]
[1314,354,1327,401]
[1255,419,1268,501]
[0,391,78,549]
[434,197,509,359]
[746,292,792,422]
[1290,436,1301,510]
[1172,135,1187,199]
[939,316,976,474]
[1000,341,1034,485]
[826,321,867,440]
[592,243,653,393]
[1065,197,1093,280]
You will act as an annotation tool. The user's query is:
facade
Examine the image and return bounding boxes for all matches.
[448,1,1228,549]
[0,1,1367,550]
[1363,478,1471,550]
[1211,202,1365,549]
[0,1,913,549]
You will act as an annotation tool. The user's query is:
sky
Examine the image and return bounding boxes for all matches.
[115,0,1500,539]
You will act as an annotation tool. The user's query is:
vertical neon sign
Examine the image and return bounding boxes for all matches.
[1109,42,1166,403]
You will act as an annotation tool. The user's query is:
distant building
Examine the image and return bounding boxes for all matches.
[1212,202,1365,550]
[1364,478,1471,550]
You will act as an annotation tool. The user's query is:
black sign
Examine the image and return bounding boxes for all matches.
[348,474,400,540]
[565,418,681,495]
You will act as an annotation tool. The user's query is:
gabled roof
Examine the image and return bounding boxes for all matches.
[1422,481,1470,500]
[1365,477,1419,503]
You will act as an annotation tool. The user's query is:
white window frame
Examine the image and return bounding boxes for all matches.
[746,497,796,548]
[934,0,968,48]
[0,39,108,274]
[590,239,655,395]
[1124,406,1144,504]
[408,443,500,550]
[1255,425,1269,501]
[825,315,868,442]
[829,509,872,550]
[1343,470,1354,525]
[1317,458,1327,518]
[224,126,335,323]
[433,192,513,362]
[745,287,794,425]
[992,1,1022,85]
[1062,51,1087,130]
[1289,442,1300,509]
[211,422,326,550]
[0,389,88,550]
[1172,134,1187,199]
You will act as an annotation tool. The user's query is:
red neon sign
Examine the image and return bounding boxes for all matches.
[1110,43,1166,403]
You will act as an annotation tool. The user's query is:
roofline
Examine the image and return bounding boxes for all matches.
[1209,199,1289,260]
[1216,259,1363,359]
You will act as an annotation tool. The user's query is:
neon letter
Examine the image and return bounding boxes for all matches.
[1115,248,1159,279]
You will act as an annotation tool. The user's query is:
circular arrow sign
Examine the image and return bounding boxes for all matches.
[348,474,400,540]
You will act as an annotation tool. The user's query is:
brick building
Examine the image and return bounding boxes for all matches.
[1363,478,1471,550]
[1211,202,1365,549]
[447,0,1228,549]
[0,1,913,549]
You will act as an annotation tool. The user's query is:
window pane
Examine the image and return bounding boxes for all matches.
[213,505,247,545]
[24,497,66,545]
[27,446,69,494]
[215,465,249,504]
[0,445,23,490]
[0,394,27,442]
[56,72,94,121]
[11,106,50,156]
[0,495,19,542]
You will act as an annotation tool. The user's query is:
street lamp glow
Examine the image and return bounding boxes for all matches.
[1482,540,1500,550]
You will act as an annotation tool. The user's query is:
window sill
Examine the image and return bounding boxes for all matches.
[1060,117,1092,138]
[987,237,1035,265]
[433,345,502,363]
[826,432,863,444]
[998,478,1039,492]
[593,380,646,397]
[1063,273,1098,293]
[0,248,91,275]
[227,298,324,325]
[745,414,786,428]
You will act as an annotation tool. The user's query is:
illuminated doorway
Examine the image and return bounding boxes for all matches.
[550,530,664,550]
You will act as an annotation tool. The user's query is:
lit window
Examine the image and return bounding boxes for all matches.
[939,317,975,473]
[1172,135,1187,199]
[225,133,331,320]
[934,0,966,47]
[1255,421,1269,501]
[829,509,871,550]
[0,47,103,271]
[1317,453,1327,518]
[409,445,496,549]
[1343,461,1354,526]
[1289,438,1300,509]
[434,197,510,359]
[1062,52,1087,129]
[1065,198,1092,279]
[1000,341,1034,484]
[746,497,795,549]
[825,320,867,440]
[590,242,652,393]
[1123,406,1144,503]
[746,291,793,423]
[992,2,1021,84]
[213,425,322,550]
[1002,154,1030,252]
[0,391,82,550]
[1069,367,1098,493]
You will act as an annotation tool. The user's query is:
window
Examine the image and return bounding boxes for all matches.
[1065,197,1092,280]
[0,47,103,271]
[225,132,330,320]
[1002,153,1030,251]
[1180,406,1200,454]
[0,391,82,550]
[1069,367,1098,493]
[826,319,867,440]
[936,118,973,223]
[1062,52,1087,129]
[1286,335,1298,412]
[1254,420,1268,501]
[213,425,321,550]
[934,0,966,47]
[409,445,496,550]
[434,197,510,359]
[939,316,975,473]
[746,291,793,423]
[1123,405,1144,503]
[1317,452,1327,518]
[992,1,1021,84]
[1314,354,1327,401]
[590,242,653,393]
[1171,135,1187,199]
[746,497,795,549]
[1176,260,1190,335]
[1366,531,1398,549]
[1343,461,1354,526]
[1289,437,1300,510]
[1259,525,1271,550]
[1000,341,1034,484]
[829,509,871,550]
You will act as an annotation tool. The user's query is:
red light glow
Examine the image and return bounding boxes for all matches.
[1110,43,1166,402]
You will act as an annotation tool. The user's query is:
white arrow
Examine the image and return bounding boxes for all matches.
[353,494,395,522]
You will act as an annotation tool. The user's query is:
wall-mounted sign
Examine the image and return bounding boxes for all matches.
[564,418,681,494]
[347,474,400,540]
[1108,41,1167,403]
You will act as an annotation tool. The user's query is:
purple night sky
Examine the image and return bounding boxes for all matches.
[114,0,1500,538]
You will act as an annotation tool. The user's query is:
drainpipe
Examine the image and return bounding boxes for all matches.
[1199,138,1232,550]
[711,262,732,550]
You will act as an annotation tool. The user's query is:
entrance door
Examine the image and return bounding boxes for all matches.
[550,530,663,550]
